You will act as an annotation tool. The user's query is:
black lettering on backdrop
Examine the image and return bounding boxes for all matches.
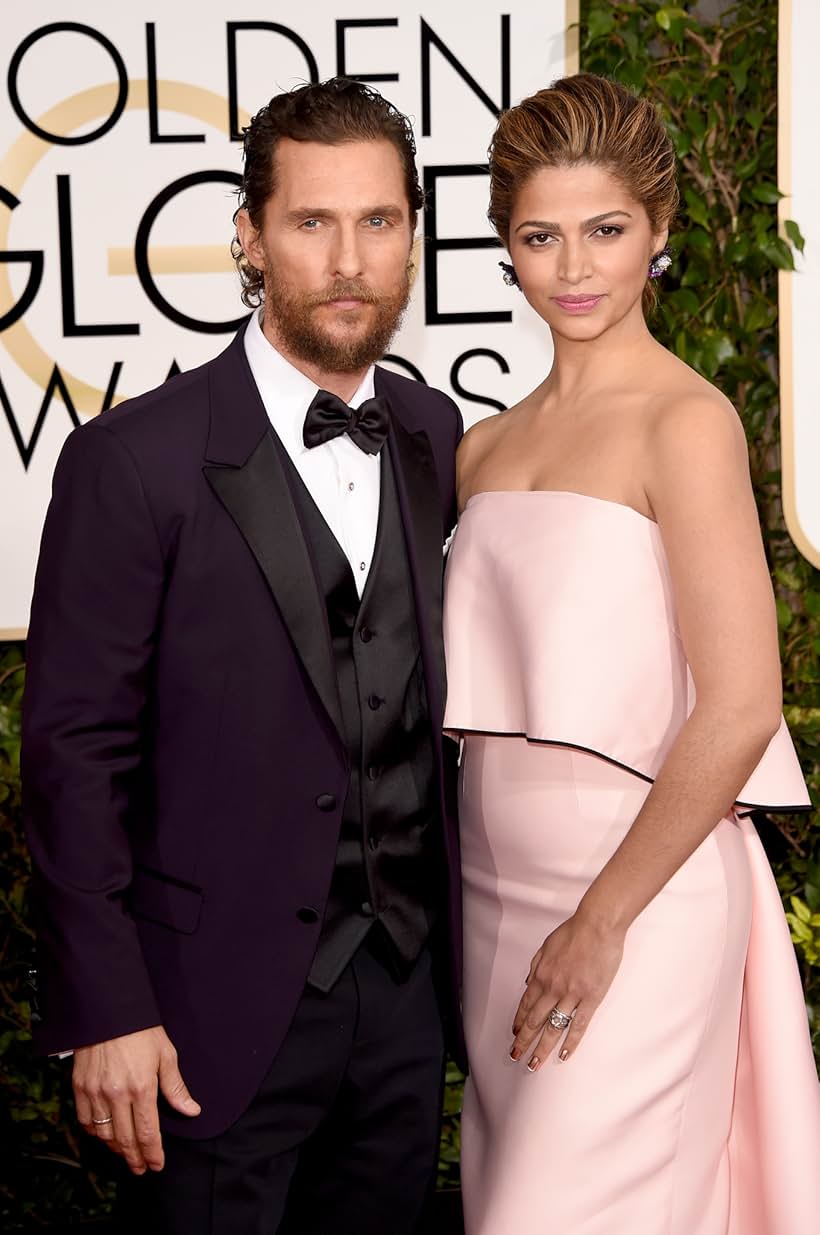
[451,348,509,413]
[7,23,128,147]
[336,19,399,82]
[227,23,320,141]
[134,170,246,333]
[0,365,79,469]
[420,15,510,137]
[423,165,507,326]
[0,187,44,331]
[0,360,124,470]
[57,176,139,337]
[146,24,205,144]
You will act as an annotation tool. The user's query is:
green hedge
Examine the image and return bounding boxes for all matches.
[1,0,817,1221]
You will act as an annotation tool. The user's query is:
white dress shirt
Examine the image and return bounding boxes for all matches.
[244,309,382,596]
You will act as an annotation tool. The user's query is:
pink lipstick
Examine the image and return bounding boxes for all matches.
[553,294,604,313]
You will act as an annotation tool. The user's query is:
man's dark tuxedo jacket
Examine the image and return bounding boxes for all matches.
[22,324,464,1139]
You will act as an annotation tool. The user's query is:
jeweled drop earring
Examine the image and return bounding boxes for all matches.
[648,247,673,279]
[498,260,521,289]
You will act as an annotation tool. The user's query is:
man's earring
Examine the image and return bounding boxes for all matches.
[648,247,673,279]
[499,261,521,289]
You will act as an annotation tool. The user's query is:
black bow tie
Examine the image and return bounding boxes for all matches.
[303,389,390,455]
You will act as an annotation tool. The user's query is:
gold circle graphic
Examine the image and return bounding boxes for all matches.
[0,80,250,413]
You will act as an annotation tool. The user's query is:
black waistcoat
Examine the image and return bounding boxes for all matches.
[282,442,440,992]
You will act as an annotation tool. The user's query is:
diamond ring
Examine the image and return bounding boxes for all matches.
[547,1006,573,1031]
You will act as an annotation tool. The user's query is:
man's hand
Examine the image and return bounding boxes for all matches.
[73,1025,201,1174]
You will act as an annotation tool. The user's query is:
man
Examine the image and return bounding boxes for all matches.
[23,77,463,1233]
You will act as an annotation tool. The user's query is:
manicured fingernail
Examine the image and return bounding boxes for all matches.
[559,1048,569,1061]
[527,1056,540,1072]
[509,1046,521,1061]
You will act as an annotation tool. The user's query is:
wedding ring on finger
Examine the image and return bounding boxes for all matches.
[547,1005,574,1032]
[92,1115,114,1126]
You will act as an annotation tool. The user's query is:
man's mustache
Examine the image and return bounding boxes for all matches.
[308,281,380,306]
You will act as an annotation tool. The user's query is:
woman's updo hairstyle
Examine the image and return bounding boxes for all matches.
[488,73,679,311]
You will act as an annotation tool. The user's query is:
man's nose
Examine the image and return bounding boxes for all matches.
[330,224,365,280]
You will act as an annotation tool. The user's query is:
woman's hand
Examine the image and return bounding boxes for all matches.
[510,907,626,1070]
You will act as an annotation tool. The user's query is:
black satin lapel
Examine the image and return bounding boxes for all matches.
[204,434,345,744]
[387,418,446,714]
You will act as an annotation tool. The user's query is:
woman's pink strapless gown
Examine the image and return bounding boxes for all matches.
[442,490,819,1235]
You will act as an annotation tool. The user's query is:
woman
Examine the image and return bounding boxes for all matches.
[443,74,820,1234]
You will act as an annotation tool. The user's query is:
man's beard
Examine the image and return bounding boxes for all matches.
[263,268,411,373]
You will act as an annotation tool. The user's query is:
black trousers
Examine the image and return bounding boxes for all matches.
[117,938,445,1234]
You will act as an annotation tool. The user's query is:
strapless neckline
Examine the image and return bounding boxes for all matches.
[443,484,810,812]
[463,489,659,530]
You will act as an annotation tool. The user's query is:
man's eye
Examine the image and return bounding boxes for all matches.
[368,216,387,227]
[302,219,320,230]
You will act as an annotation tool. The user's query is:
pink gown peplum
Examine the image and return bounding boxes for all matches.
[443,490,820,1235]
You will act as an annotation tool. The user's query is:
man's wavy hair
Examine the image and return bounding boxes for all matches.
[232,77,425,309]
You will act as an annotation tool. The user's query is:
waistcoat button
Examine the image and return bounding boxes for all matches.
[315,793,337,812]
[361,901,373,915]
[296,906,319,924]
[359,626,373,643]
[368,694,382,710]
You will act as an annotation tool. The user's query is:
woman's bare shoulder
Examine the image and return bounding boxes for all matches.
[456,405,521,508]
[644,351,742,444]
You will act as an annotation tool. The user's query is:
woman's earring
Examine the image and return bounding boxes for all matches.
[648,247,673,279]
[499,260,521,289]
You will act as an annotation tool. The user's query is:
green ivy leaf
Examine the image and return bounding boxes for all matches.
[776,597,794,630]
[762,238,796,271]
[729,59,750,95]
[791,896,813,925]
[684,189,709,229]
[669,288,700,316]
[784,218,806,254]
[744,300,771,332]
[751,183,784,204]
[586,9,615,41]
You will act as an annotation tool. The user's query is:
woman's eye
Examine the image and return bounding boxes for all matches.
[595,225,623,237]
[526,232,553,246]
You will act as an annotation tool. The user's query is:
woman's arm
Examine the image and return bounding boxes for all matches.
[511,392,782,1068]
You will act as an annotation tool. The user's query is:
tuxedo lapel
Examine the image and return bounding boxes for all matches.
[384,404,446,718]
[203,329,345,746]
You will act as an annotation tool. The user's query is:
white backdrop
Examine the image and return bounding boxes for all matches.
[0,1,578,635]
[779,0,820,570]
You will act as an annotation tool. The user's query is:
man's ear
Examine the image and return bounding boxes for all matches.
[235,208,265,272]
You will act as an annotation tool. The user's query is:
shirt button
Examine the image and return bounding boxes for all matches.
[361,901,373,915]
[359,561,366,572]
[348,482,355,492]
[359,627,373,643]
[368,694,382,711]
